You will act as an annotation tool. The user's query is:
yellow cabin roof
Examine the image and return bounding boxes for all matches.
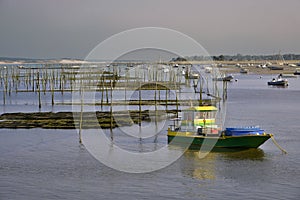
[185,106,217,112]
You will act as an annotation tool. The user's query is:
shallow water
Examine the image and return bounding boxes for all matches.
[0,74,299,199]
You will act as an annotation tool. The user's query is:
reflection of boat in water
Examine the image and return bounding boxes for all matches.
[183,151,217,180]
[168,106,271,150]
[221,148,265,160]
[181,148,265,181]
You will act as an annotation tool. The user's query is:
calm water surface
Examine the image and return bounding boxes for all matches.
[0,74,299,199]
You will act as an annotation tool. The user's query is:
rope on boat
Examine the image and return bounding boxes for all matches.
[270,135,287,154]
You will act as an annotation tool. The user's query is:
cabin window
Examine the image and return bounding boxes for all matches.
[184,112,193,121]
[183,111,195,131]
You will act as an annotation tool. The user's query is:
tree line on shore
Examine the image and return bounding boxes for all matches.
[172,53,300,62]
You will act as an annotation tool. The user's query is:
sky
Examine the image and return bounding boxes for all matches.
[0,0,299,59]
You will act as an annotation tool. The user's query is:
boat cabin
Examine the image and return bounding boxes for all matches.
[170,106,219,135]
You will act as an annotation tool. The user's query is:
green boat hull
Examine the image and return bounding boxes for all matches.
[168,134,271,150]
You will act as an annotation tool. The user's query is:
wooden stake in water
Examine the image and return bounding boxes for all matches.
[37,71,41,109]
[3,68,7,105]
[139,80,142,127]
[100,75,104,109]
[110,79,113,141]
[79,78,83,144]
[51,72,54,106]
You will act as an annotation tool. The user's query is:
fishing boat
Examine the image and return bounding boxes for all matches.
[167,106,272,150]
[267,77,288,86]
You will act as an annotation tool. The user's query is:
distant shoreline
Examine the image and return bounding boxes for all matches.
[0,59,299,75]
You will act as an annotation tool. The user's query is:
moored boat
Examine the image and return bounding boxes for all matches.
[268,66,284,70]
[267,77,288,86]
[281,73,297,78]
[186,72,200,79]
[204,67,212,73]
[240,68,249,73]
[213,75,234,82]
[294,68,300,75]
[167,106,272,150]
